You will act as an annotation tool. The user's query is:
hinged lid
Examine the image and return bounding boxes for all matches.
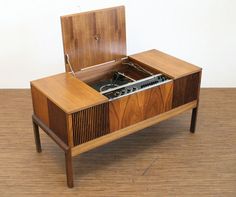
[61,6,126,72]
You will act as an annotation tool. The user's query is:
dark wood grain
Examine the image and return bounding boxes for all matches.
[65,149,73,188]
[190,107,198,133]
[72,101,197,156]
[32,114,69,151]
[48,99,68,144]
[190,71,202,133]
[72,103,109,145]
[172,72,200,108]
[61,6,126,72]
[32,118,42,153]
[109,82,173,132]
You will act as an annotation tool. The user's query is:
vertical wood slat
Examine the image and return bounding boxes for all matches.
[66,115,74,147]
[47,99,68,144]
[85,109,89,142]
[72,103,109,146]
[80,110,84,144]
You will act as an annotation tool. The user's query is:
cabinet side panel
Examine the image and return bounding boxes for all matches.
[172,72,200,108]
[48,99,68,144]
[72,103,109,145]
[31,85,49,127]
[109,81,173,132]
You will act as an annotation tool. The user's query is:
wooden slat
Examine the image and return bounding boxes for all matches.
[47,100,68,144]
[129,49,202,79]
[72,100,197,156]
[72,103,109,146]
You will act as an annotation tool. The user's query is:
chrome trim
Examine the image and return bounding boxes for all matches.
[66,54,76,77]
[100,73,162,94]
[107,79,173,101]
[122,61,154,76]
[117,72,136,82]
[80,60,116,71]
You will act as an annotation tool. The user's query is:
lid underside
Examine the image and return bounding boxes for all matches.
[61,6,126,72]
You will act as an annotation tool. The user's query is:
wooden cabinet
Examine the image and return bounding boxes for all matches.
[30,6,202,188]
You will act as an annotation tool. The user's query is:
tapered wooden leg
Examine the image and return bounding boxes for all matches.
[65,150,74,188]
[190,107,198,133]
[32,119,42,153]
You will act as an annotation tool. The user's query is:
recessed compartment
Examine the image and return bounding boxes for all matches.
[74,58,172,101]
[60,6,173,102]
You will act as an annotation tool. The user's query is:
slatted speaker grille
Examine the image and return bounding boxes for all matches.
[72,103,109,146]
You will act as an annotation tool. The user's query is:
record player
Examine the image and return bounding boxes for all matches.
[30,6,202,187]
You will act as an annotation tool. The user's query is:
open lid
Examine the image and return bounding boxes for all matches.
[61,6,126,72]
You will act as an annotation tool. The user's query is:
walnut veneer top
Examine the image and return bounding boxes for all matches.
[129,49,201,79]
[31,73,108,114]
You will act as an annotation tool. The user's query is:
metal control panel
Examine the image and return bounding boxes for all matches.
[102,74,171,100]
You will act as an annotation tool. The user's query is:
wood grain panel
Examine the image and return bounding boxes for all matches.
[72,100,196,156]
[72,103,109,145]
[129,49,202,79]
[61,6,126,72]
[30,85,49,126]
[48,99,68,144]
[109,82,173,132]
[31,73,108,113]
[172,72,201,108]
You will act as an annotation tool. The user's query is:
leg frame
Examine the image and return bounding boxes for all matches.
[190,107,198,133]
[32,119,42,152]
[32,115,74,188]
[65,150,74,188]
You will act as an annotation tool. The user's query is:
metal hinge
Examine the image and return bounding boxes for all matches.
[65,54,76,77]
[114,56,128,62]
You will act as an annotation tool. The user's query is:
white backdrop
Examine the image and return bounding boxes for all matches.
[0,0,236,88]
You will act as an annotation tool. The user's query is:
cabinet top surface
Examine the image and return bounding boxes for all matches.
[31,49,202,113]
[31,73,108,114]
[129,49,202,79]
[61,6,126,72]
